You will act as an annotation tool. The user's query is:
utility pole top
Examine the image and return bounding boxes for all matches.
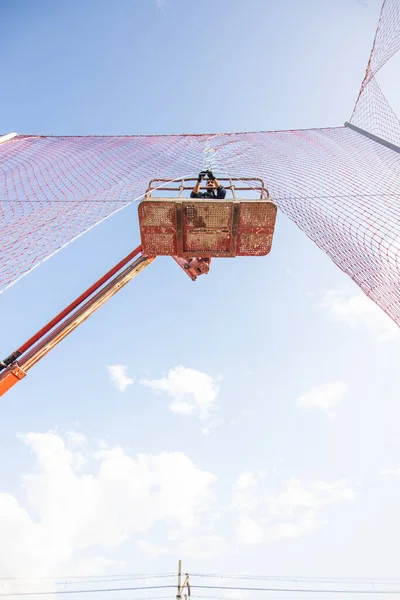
[176,560,190,600]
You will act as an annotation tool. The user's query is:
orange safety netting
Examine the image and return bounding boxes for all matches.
[350,0,400,146]
[1,0,400,326]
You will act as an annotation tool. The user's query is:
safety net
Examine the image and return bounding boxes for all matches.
[350,0,400,146]
[1,0,400,327]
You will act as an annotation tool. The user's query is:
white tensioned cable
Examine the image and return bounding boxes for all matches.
[202,135,220,175]
[201,135,265,193]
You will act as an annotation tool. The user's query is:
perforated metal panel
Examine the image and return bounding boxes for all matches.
[239,203,277,228]
[186,232,229,253]
[238,233,274,256]
[142,232,175,255]
[185,204,232,228]
[139,204,175,227]
[138,198,277,258]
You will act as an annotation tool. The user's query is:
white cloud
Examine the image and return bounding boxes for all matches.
[296,381,348,418]
[137,539,168,558]
[232,473,354,545]
[380,467,400,476]
[266,478,355,515]
[321,289,399,342]
[179,534,226,558]
[138,534,226,559]
[66,431,87,448]
[107,364,134,392]
[141,366,220,421]
[234,471,266,491]
[229,409,256,426]
[0,431,217,578]
[0,432,357,576]
[263,510,318,541]
[232,471,266,513]
[235,472,258,491]
[237,515,263,544]
[95,438,110,450]
[201,417,224,436]
[156,0,167,8]
[72,556,123,576]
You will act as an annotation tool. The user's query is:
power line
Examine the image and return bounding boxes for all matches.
[0,587,175,598]
[0,576,175,583]
[192,597,400,600]
[2,584,400,598]
[3,575,400,586]
[192,575,400,585]
[195,586,400,594]
[3,574,400,591]
[1,577,176,588]
[190,597,387,600]
[69,596,395,600]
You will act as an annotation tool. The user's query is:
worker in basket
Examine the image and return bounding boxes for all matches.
[181,170,225,280]
[191,170,226,199]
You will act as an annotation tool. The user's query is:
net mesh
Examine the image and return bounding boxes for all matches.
[350,0,400,146]
[1,0,400,327]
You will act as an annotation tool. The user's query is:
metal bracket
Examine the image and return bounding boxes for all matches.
[344,121,400,154]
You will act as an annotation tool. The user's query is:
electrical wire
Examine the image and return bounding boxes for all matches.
[0,587,175,597]
[0,577,175,587]
[191,575,400,585]
[194,586,400,595]
[3,575,400,586]
[2,584,400,598]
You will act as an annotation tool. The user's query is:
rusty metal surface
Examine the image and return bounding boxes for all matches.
[138,199,277,258]
[172,256,211,281]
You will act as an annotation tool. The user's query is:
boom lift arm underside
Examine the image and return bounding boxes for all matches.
[0,247,153,396]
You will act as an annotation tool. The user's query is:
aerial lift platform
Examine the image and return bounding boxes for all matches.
[0,177,277,396]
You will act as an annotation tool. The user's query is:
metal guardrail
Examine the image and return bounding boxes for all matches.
[144,177,270,199]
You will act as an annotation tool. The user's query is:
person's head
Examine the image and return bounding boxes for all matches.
[206,178,217,190]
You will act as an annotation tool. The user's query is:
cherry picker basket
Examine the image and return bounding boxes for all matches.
[138,178,277,258]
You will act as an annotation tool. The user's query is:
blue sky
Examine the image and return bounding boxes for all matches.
[2,0,400,592]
